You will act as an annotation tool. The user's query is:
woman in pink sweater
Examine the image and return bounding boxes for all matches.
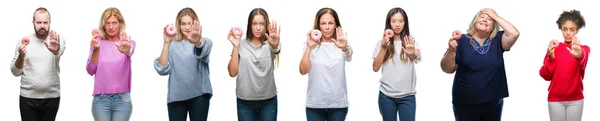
[539,9,590,121]
[86,7,136,121]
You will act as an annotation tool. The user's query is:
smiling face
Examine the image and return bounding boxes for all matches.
[179,15,194,40]
[474,13,494,33]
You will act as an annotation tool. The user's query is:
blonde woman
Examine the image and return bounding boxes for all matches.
[86,7,136,121]
[154,7,213,121]
[440,8,519,121]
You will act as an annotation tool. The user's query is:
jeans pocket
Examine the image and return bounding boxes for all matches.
[121,93,131,103]
[92,96,102,104]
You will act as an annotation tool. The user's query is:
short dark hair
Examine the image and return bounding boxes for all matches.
[33,7,51,21]
[556,9,585,30]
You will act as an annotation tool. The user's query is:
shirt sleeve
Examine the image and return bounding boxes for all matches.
[577,45,590,78]
[10,40,23,76]
[194,38,212,64]
[539,52,556,81]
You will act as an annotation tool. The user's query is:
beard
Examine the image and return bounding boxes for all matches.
[35,28,49,39]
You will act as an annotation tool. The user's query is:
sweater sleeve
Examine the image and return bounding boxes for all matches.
[194,38,212,64]
[539,52,556,81]
[576,45,590,79]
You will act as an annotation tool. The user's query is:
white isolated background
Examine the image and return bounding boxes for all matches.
[0,0,598,120]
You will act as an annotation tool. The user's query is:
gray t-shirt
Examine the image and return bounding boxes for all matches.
[304,42,352,108]
[372,38,420,99]
[235,39,280,100]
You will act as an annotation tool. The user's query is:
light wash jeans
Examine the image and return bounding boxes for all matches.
[548,100,584,121]
[92,93,132,121]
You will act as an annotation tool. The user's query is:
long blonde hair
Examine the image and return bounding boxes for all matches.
[466,11,500,40]
[98,7,126,40]
[174,7,199,41]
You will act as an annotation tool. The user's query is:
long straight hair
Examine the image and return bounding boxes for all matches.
[246,8,279,68]
[384,7,410,62]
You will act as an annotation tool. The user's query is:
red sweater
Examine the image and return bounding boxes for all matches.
[539,43,590,102]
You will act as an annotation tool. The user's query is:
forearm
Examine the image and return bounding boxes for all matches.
[441,51,457,73]
[228,47,239,77]
[158,43,170,67]
[91,49,100,64]
[299,47,312,75]
[372,48,387,72]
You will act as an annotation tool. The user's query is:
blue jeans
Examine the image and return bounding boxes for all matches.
[453,98,503,121]
[305,107,348,121]
[92,93,132,121]
[168,94,212,121]
[378,92,416,121]
[237,96,278,121]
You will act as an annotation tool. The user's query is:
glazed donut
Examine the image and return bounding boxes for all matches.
[166,24,177,36]
[384,29,394,38]
[311,30,321,41]
[21,37,30,45]
[232,27,243,38]
[92,29,101,38]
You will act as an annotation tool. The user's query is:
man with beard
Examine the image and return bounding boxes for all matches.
[10,7,66,121]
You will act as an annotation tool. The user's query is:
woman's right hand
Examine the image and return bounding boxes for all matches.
[381,33,392,48]
[306,30,318,48]
[91,37,100,50]
[448,30,461,52]
[228,27,241,48]
[547,39,558,59]
[163,24,175,44]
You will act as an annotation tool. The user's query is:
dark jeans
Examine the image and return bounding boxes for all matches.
[237,96,278,121]
[305,107,348,121]
[378,91,416,121]
[20,96,60,121]
[167,94,212,121]
[453,98,504,121]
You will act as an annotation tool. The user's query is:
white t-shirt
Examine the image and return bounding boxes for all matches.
[372,38,420,99]
[304,42,352,108]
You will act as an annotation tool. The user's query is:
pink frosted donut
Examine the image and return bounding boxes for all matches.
[92,29,101,38]
[166,24,177,36]
[21,37,30,45]
[232,27,243,38]
[311,30,321,41]
[384,29,394,38]
[551,39,559,47]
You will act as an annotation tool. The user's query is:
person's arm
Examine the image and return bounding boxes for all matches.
[126,40,136,56]
[441,50,458,74]
[342,44,353,61]
[86,46,98,76]
[227,46,240,77]
[155,42,172,76]
[194,38,212,64]
[270,42,281,54]
[372,40,386,72]
[489,12,520,51]
[55,36,66,56]
[577,46,590,77]
[299,44,312,75]
[11,42,25,76]
[539,52,556,81]
[409,39,422,63]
